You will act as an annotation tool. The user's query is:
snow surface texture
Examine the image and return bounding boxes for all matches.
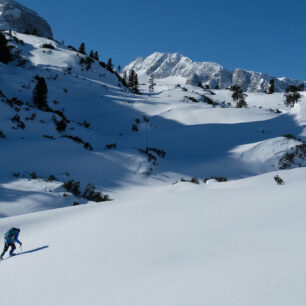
[0,0,53,38]
[125,52,305,92]
[1,169,306,306]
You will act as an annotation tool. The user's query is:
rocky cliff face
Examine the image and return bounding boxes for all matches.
[0,0,53,39]
[125,52,304,92]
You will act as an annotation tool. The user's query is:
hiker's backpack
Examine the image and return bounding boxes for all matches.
[4,228,19,242]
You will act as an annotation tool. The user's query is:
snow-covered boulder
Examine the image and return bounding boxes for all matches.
[0,0,53,39]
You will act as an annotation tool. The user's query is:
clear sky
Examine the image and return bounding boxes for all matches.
[22,0,306,80]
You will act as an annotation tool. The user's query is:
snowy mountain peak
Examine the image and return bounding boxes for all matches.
[0,0,53,38]
[125,52,305,92]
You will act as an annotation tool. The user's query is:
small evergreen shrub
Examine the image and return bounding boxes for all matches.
[11,114,25,129]
[274,175,285,185]
[190,177,200,184]
[105,143,117,150]
[43,135,55,140]
[63,180,81,198]
[30,172,37,179]
[48,175,56,182]
[132,124,138,132]
[184,96,198,103]
[82,184,110,202]
[181,177,200,184]
[42,43,55,49]
[282,134,297,140]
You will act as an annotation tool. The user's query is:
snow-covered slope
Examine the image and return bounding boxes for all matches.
[1,168,306,306]
[0,0,53,38]
[125,52,305,92]
[0,31,306,218]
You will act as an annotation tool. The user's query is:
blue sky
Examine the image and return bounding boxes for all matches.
[23,0,306,80]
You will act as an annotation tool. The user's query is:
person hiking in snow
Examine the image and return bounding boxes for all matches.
[0,228,22,260]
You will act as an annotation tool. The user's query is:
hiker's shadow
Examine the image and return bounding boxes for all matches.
[19,245,49,255]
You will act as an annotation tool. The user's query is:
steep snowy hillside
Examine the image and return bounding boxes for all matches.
[125,52,305,92]
[0,0,53,38]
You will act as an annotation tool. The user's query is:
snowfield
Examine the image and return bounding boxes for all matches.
[1,169,306,306]
[0,31,306,306]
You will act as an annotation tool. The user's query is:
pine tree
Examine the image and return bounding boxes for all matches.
[127,70,140,94]
[231,85,247,108]
[284,85,301,107]
[78,43,86,55]
[149,74,156,92]
[117,65,121,73]
[32,28,38,36]
[133,73,139,94]
[33,76,48,109]
[123,70,127,83]
[107,58,113,71]
[298,83,304,91]
[94,51,99,61]
[0,32,11,64]
[268,79,275,94]
[89,50,94,58]
[128,70,135,89]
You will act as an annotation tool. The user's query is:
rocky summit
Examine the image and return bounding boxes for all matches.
[125,52,305,92]
[0,0,53,39]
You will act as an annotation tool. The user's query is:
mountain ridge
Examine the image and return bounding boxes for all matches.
[125,52,305,92]
[0,0,53,38]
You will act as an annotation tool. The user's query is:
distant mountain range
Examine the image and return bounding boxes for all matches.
[0,0,53,38]
[125,52,305,92]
